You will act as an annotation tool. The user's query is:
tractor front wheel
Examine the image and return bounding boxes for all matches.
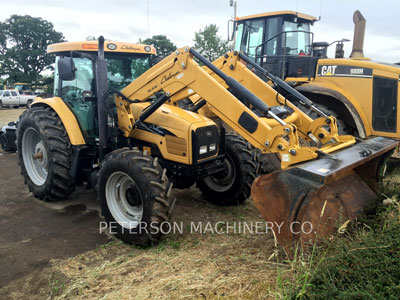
[98,148,174,246]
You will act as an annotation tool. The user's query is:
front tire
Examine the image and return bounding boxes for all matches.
[98,148,173,246]
[197,133,259,205]
[17,107,75,201]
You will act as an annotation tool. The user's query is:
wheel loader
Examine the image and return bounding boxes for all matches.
[17,37,397,248]
[230,10,400,141]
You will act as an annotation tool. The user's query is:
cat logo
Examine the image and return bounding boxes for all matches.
[320,65,337,76]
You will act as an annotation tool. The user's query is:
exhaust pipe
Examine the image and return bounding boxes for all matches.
[350,10,366,58]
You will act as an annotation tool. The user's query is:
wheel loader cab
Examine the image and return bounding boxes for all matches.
[232,11,317,79]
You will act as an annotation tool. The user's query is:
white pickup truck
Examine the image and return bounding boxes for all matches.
[0,90,35,108]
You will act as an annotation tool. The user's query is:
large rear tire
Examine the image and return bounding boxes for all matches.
[17,107,75,201]
[197,133,259,205]
[98,148,174,246]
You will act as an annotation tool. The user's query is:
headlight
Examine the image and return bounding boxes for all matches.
[209,143,216,151]
[199,145,208,155]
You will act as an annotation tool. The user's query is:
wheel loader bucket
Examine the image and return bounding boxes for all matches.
[251,137,398,248]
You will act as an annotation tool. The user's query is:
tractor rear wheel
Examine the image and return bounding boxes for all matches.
[98,148,174,246]
[17,107,75,201]
[197,133,259,205]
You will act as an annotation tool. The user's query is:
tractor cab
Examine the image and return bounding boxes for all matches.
[231,11,318,79]
[47,41,156,139]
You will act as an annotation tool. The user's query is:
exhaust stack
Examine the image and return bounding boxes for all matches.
[350,10,366,58]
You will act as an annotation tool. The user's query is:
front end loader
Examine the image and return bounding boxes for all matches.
[17,38,397,248]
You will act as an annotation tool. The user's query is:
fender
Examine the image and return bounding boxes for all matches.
[295,83,368,138]
[32,97,86,145]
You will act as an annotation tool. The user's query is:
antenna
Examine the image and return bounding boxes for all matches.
[318,0,323,21]
[147,0,150,38]
[229,0,237,20]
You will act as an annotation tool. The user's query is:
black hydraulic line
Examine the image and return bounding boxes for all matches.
[133,94,169,126]
[189,48,286,125]
[95,36,109,159]
[189,99,207,112]
[238,52,329,118]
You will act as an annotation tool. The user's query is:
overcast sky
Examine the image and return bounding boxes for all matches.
[1,0,399,62]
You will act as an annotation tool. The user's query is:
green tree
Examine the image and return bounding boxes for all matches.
[193,24,230,62]
[0,15,65,84]
[140,35,176,57]
[85,35,97,41]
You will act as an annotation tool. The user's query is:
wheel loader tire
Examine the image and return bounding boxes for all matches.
[98,148,173,246]
[256,152,281,174]
[197,133,259,205]
[17,107,75,201]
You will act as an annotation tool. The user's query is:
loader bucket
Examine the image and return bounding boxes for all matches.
[251,137,398,248]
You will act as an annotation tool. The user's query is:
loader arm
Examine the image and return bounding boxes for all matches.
[167,51,356,155]
[117,47,353,168]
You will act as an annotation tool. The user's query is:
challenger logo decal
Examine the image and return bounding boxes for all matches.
[161,71,180,84]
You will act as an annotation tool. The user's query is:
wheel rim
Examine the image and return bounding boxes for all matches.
[105,171,143,229]
[203,154,236,192]
[21,128,48,186]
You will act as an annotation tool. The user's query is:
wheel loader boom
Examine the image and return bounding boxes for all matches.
[118,47,360,168]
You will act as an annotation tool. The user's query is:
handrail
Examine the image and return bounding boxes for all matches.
[254,30,314,58]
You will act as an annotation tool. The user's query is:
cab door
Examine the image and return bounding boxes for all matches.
[55,56,97,139]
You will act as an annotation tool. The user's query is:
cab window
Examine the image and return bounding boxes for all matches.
[3,91,10,97]
[234,23,244,52]
[282,21,311,55]
[55,56,97,138]
[265,17,280,56]
[106,54,151,90]
[11,91,17,96]
[240,19,264,59]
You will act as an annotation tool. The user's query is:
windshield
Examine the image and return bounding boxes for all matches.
[239,19,264,59]
[282,21,312,55]
[106,54,151,90]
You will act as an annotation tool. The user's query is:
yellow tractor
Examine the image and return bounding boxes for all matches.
[17,37,397,247]
[230,10,400,141]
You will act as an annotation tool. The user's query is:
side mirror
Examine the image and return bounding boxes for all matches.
[227,20,236,41]
[58,57,76,81]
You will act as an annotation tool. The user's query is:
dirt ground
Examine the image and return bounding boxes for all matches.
[0,107,25,128]
[0,108,277,299]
